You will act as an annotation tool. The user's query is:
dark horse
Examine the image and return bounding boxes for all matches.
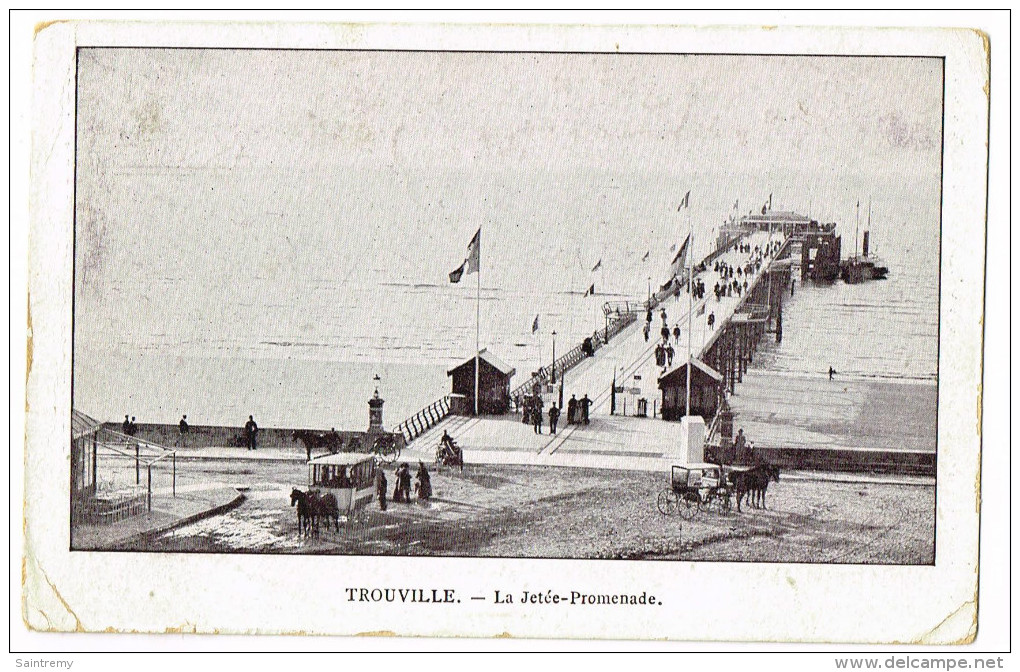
[729,464,781,513]
[292,429,342,459]
[309,490,340,534]
[290,488,341,536]
[290,488,313,536]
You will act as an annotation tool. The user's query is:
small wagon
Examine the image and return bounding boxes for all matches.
[656,463,734,520]
[307,453,377,521]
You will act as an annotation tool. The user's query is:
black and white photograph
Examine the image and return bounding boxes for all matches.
[19,15,996,647]
[69,47,941,563]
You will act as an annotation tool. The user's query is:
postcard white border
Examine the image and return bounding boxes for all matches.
[19,17,993,646]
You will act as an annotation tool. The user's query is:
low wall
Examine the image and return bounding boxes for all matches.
[102,422,405,452]
[705,445,935,477]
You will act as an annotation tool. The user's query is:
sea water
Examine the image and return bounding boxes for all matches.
[72,168,940,431]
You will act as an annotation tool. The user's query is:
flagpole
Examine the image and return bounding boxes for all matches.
[686,211,693,419]
[475,238,480,417]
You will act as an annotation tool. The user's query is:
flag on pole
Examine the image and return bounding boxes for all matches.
[449,228,481,283]
[584,283,595,297]
[677,190,691,210]
[532,315,539,334]
[464,228,480,273]
[591,258,602,273]
[669,234,691,278]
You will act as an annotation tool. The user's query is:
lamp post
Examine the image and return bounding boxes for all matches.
[551,331,557,384]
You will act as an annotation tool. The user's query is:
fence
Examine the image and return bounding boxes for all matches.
[72,427,179,524]
[393,395,452,443]
[510,311,637,403]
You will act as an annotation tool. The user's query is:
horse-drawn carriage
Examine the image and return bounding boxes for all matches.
[657,463,735,519]
[292,429,401,464]
[656,461,780,519]
[290,453,377,535]
[435,432,464,470]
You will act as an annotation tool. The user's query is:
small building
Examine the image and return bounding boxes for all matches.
[70,409,100,505]
[657,359,724,421]
[447,348,516,415]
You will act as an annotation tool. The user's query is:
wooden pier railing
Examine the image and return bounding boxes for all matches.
[510,311,637,402]
[393,395,452,444]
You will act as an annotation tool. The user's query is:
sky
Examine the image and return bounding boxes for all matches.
[74,49,943,346]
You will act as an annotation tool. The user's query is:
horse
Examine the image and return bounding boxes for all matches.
[748,463,781,510]
[306,490,340,534]
[292,429,341,459]
[728,464,778,513]
[290,488,314,536]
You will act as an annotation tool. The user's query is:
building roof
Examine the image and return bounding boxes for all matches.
[308,453,378,466]
[71,409,103,440]
[657,358,724,387]
[447,348,516,378]
[740,210,813,224]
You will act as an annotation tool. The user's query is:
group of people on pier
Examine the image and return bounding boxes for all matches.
[521,392,590,434]
[375,461,431,510]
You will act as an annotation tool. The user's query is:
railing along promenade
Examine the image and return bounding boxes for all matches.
[393,395,452,444]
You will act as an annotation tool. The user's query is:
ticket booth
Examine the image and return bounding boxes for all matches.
[447,348,516,415]
[657,359,724,421]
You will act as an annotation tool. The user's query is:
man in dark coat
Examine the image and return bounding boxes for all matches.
[548,403,560,434]
[532,396,543,434]
[123,415,131,435]
[375,468,388,511]
[415,462,432,501]
[734,428,747,462]
[581,394,591,425]
[567,394,578,425]
[244,415,258,450]
[399,463,412,502]
[178,415,189,447]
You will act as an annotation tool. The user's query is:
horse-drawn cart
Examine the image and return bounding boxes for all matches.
[656,463,741,520]
[291,453,378,534]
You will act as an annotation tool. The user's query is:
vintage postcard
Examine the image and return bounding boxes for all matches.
[22,19,989,643]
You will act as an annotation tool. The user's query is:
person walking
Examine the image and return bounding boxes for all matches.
[672,324,681,342]
[244,415,258,451]
[643,322,650,342]
[665,343,675,367]
[123,415,131,435]
[178,415,189,447]
[567,394,578,425]
[549,403,560,434]
[532,396,543,434]
[734,428,747,462]
[375,468,388,511]
[581,394,591,425]
[415,462,432,501]
[393,464,405,503]
[399,462,412,503]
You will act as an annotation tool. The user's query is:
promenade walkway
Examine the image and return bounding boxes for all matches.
[405,231,784,469]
